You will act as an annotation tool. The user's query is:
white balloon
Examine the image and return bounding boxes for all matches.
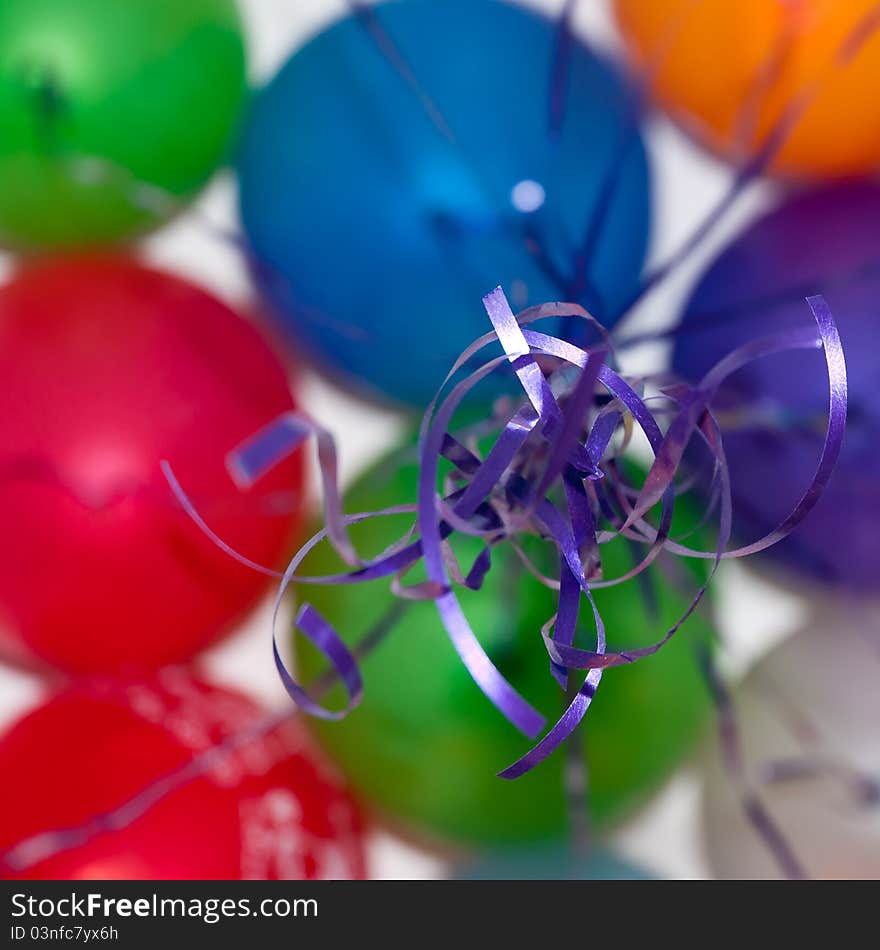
[702,605,880,879]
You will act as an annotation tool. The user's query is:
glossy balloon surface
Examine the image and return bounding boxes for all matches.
[702,612,880,879]
[673,183,880,590]
[0,0,247,247]
[0,256,304,674]
[616,0,880,179]
[0,672,367,879]
[239,0,650,407]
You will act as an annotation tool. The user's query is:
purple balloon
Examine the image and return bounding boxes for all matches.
[673,184,880,590]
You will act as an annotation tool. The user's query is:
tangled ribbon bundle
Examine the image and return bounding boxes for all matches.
[166,285,847,781]
[0,0,868,881]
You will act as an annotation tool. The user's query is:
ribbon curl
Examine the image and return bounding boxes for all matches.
[165,287,847,779]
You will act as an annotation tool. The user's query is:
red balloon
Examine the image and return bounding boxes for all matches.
[0,256,304,674]
[0,671,368,879]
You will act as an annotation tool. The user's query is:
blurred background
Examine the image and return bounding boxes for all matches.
[0,0,877,880]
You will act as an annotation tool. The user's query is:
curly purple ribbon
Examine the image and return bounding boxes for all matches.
[163,286,846,779]
[275,603,363,720]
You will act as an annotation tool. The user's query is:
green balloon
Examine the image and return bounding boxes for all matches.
[0,0,246,248]
[296,446,713,846]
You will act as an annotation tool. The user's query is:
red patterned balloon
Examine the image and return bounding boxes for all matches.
[0,671,367,879]
[0,256,304,674]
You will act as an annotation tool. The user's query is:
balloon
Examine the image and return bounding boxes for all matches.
[294,445,713,847]
[0,671,367,880]
[615,0,880,180]
[0,256,304,675]
[238,0,651,408]
[672,183,880,590]
[702,609,880,879]
[0,0,247,248]
[456,845,656,880]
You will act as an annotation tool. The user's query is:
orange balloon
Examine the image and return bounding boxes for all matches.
[615,0,880,179]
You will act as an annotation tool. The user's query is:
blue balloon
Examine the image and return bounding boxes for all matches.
[238,0,651,407]
[672,183,880,590]
[456,845,657,880]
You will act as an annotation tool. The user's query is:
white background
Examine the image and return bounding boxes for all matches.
[0,0,820,879]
